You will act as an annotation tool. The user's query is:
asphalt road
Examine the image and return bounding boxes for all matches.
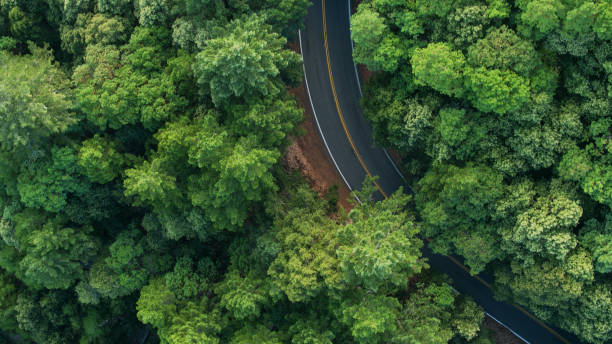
[299,1,579,343]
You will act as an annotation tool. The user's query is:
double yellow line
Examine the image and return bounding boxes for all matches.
[321,0,387,199]
[320,1,571,343]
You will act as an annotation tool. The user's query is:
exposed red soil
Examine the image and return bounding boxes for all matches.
[284,41,353,212]
[358,64,374,84]
[285,83,353,212]
[387,147,403,165]
[483,316,523,344]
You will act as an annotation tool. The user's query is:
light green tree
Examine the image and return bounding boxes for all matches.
[165,300,222,344]
[337,184,425,292]
[340,292,400,344]
[351,6,402,72]
[268,184,341,302]
[215,269,269,320]
[194,15,300,106]
[411,43,466,97]
[464,67,530,115]
[230,324,282,344]
[0,46,76,152]
[78,135,125,184]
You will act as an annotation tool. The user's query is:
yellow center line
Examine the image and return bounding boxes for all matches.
[512,304,573,344]
[320,2,572,342]
[321,0,387,199]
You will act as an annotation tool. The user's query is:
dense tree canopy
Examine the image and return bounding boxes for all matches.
[354,0,612,342]
[0,1,496,343]
[3,0,609,342]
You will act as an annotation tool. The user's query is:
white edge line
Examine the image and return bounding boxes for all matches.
[347,5,540,340]
[382,149,408,183]
[298,29,362,205]
[347,0,408,186]
[486,312,531,344]
[348,0,363,97]
[451,288,530,344]
[303,9,535,344]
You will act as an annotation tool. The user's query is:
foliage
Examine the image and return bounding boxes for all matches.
[411,43,466,97]
[350,5,402,72]
[0,46,75,152]
[337,183,425,292]
[267,184,341,302]
[355,0,612,342]
[0,0,526,343]
[193,15,300,107]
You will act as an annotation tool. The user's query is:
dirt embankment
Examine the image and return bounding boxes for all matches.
[483,317,523,344]
[285,83,353,212]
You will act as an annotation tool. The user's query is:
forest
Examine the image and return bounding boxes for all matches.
[352,0,611,343]
[0,0,609,343]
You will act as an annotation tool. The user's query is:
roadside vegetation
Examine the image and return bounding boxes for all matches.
[0,1,496,343]
[352,0,612,343]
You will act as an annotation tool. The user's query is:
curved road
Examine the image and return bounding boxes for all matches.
[298,1,579,343]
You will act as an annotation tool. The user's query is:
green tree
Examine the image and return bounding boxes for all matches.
[464,67,530,115]
[518,0,565,39]
[165,256,212,300]
[411,43,466,97]
[502,181,582,263]
[337,184,425,292]
[351,6,402,72]
[339,292,400,344]
[495,252,594,315]
[74,27,187,130]
[17,146,89,213]
[97,0,132,15]
[136,0,169,27]
[14,291,83,344]
[164,300,222,344]
[0,46,76,152]
[558,282,612,344]
[188,137,280,230]
[226,96,302,149]
[580,216,612,274]
[215,269,269,320]
[416,165,504,274]
[194,15,300,106]
[395,281,483,344]
[0,269,18,332]
[559,141,612,209]
[467,26,538,76]
[85,229,149,300]
[230,324,282,344]
[19,218,98,290]
[60,13,130,57]
[437,107,487,162]
[287,315,335,344]
[447,5,491,48]
[268,184,341,302]
[136,277,177,330]
[124,160,180,207]
[78,135,125,184]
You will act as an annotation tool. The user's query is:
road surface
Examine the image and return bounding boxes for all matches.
[298,1,579,343]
